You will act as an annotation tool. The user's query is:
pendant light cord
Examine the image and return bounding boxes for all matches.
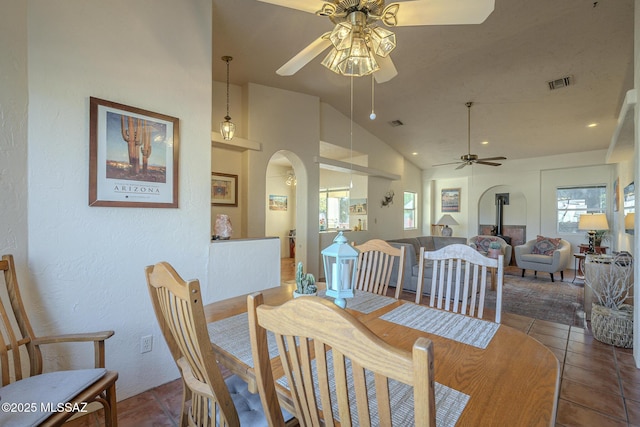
[223,56,232,120]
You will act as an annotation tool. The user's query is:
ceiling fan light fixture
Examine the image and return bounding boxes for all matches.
[338,37,379,76]
[329,22,353,50]
[370,26,396,57]
[321,47,349,73]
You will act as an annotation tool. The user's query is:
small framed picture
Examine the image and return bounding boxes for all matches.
[269,195,288,211]
[441,188,460,212]
[89,97,180,208]
[211,172,238,206]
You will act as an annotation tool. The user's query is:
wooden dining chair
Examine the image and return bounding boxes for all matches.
[248,292,436,427]
[0,254,118,426]
[416,243,503,323]
[146,261,293,427]
[354,239,406,299]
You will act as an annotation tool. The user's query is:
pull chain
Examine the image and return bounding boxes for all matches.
[370,75,376,120]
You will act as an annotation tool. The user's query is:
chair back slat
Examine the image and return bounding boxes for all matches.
[146,262,240,427]
[0,255,42,386]
[248,293,436,426]
[417,244,503,323]
[355,239,406,299]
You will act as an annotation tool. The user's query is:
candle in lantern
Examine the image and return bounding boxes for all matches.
[331,262,338,290]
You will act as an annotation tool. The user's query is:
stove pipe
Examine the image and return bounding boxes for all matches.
[495,193,511,245]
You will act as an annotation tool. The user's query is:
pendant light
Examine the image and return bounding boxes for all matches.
[220,56,235,140]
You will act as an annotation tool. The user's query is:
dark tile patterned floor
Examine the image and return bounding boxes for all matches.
[67,265,638,426]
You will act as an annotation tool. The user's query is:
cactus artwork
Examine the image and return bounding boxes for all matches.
[295,262,317,294]
[121,115,143,175]
[140,119,152,174]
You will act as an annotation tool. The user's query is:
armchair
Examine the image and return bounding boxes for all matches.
[514,237,571,282]
[469,235,512,266]
[0,254,118,426]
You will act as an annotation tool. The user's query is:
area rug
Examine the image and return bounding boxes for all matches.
[484,267,585,327]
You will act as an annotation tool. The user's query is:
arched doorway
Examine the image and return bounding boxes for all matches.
[266,151,307,279]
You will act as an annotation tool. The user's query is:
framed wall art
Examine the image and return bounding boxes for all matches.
[89,97,179,208]
[269,195,288,211]
[211,172,238,207]
[441,188,460,212]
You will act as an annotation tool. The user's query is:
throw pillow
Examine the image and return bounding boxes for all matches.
[474,236,494,253]
[532,235,561,256]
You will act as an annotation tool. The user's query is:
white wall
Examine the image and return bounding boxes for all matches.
[1,2,28,278]
[26,0,212,399]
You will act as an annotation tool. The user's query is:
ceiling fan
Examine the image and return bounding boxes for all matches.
[260,0,495,83]
[434,102,506,169]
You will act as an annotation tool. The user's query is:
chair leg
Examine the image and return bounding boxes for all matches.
[521,269,525,277]
[549,273,555,282]
[534,271,538,277]
[560,271,564,281]
[105,381,118,427]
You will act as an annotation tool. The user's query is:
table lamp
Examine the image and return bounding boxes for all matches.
[437,214,459,237]
[578,213,609,253]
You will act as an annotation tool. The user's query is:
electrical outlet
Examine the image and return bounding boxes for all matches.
[141,335,153,353]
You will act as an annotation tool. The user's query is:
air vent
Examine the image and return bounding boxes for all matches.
[389,119,404,127]
[547,75,573,90]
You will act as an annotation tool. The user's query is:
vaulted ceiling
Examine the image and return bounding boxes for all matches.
[213,0,634,170]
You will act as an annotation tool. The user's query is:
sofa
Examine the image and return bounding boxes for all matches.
[386,236,468,293]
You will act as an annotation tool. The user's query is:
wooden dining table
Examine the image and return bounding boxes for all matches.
[204,282,560,426]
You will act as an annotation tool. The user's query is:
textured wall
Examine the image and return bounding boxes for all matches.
[0,2,28,273]
[26,0,212,399]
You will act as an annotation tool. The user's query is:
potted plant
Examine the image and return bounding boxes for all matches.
[488,240,502,259]
[294,262,317,298]
[584,252,634,348]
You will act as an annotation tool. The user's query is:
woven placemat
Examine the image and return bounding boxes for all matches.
[380,304,499,349]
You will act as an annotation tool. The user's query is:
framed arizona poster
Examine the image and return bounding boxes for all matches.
[89,97,179,208]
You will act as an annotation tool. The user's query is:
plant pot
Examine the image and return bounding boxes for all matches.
[293,290,318,298]
[591,303,633,348]
[488,248,501,259]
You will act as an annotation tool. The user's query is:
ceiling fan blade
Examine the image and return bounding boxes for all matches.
[475,161,502,166]
[392,0,495,27]
[374,55,398,83]
[256,0,326,14]
[477,156,507,161]
[455,162,469,170]
[276,33,332,76]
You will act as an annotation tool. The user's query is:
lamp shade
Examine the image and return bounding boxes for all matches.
[436,214,459,226]
[625,212,635,230]
[578,213,609,231]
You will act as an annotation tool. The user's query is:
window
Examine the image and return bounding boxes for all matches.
[557,185,606,234]
[404,191,417,230]
[319,188,350,230]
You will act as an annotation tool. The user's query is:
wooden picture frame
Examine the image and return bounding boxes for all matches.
[89,97,179,208]
[211,172,238,206]
[441,188,461,212]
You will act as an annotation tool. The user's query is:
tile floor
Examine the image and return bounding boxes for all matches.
[68,263,638,426]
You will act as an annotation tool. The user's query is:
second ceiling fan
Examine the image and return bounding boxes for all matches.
[434,102,506,169]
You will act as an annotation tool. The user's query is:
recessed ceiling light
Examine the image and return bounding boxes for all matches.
[412,152,418,156]
[481,141,489,145]
[587,123,598,128]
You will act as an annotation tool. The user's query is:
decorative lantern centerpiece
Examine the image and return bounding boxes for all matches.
[321,231,359,308]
